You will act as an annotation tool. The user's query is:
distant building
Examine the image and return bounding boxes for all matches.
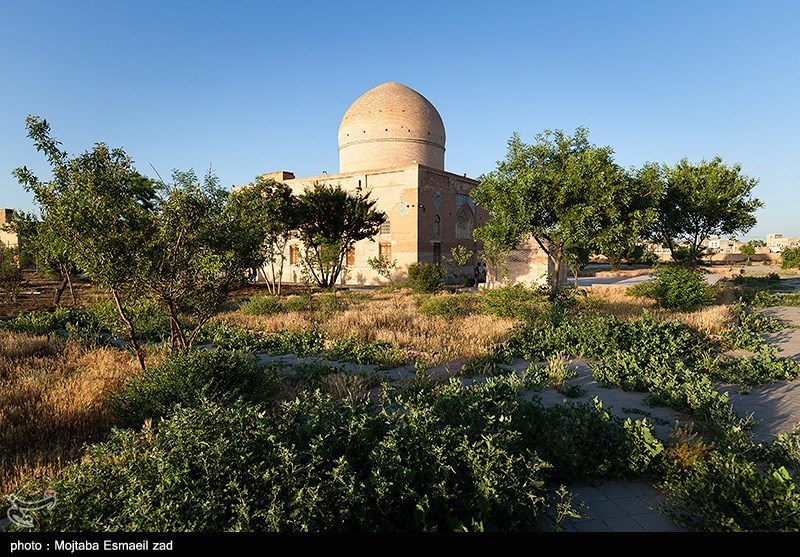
[0,208,19,250]
[250,82,558,286]
[702,235,743,255]
[766,233,799,253]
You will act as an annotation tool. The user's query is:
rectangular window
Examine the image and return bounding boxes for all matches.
[289,245,299,265]
[380,220,391,235]
[433,242,441,265]
[346,247,356,266]
[379,242,392,262]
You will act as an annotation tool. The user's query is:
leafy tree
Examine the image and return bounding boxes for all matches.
[295,183,386,288]
[13,116,155,369]
[476,221,511,287]
[652,157,762,267]
[472,128,649,292]
[782,247,800,270]
[4,210,77,304]
[0,245,22,302]
[141,169,259,349]
[596,163,661,270]
[229,176,299,295]
[446,245,474,285]
[367,255,398,284]
[739,242,756,264]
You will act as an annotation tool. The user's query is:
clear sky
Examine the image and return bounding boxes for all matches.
[1,0,798,239]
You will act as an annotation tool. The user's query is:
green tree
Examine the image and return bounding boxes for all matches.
[142,169,259,349]
[596,163,661,270]
[472,128,647,293]
[229,176,299,295]
[446,245,474,286]
[367,255,398,284]
[652,157,762,267]
[4,210,77,305]
[0,245,22,302]
[295,183,386,288]
[782,247,800,269]
[13,116,155,369]
[739,242,756,264]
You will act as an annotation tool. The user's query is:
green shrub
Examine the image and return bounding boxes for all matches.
[35,383,558,531]
[240,295,285,315]
[649,265,713,311]
[108,349,281,428]
[781,247,800,270]
[480,284,543,320]
[663,450,800,531]
[325,337,407,368]
[418,293,478,318]
[85,299,169,341]
[406,262,445,293]
[751,290,800,307]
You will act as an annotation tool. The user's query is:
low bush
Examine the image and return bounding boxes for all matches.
[647,265,713,311]
[418,294,479,318]
[108,349,281,429]
[480,284,543,320]
[240,295,285,316]
[663,449,800,531]
[782,247,800,269]
[406,262,446,293]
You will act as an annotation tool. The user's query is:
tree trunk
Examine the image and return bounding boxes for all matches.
[168,302,187,349]
[53,280,67,306]
[66,271,75,303]
[111,289,146,371]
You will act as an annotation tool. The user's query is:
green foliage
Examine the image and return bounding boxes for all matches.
[0,300,168,343]
[3,210,76,304]
[143,168,262,348]
[472,128,657,290]
[0,246,22,302]
[240,295,285,316]
[418,294,479,318]
[229,176,300,295]
[645,265,713,311]
[202,324,405,368]
[652,157,762,267]
[296,183,386,288]
[739,242,756,263]
[406,262,446,293]
[26,374,676,532]
[325,337,407,368]
[108,349,280,429]
[781,247,800,269]
[367,256,397,283]
[480,284,544,320]
[720,303,787,351]
[698,351,800,389]
[35,382,560,531]
[13,116,157,367]
[663,449,800,531]
[445,245,474,286]
[751,290,800,307]
[504,311,700,364]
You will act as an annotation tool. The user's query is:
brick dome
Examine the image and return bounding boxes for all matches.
[338,82,446,173]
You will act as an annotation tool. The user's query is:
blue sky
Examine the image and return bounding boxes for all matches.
[1,0,798,238]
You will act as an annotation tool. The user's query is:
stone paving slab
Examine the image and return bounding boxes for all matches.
[760,306,800,361]
[562,481,681,532]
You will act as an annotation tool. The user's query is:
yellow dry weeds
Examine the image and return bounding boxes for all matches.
[0,331,140,494]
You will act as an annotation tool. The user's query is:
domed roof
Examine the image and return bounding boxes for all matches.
[338,82,446,173]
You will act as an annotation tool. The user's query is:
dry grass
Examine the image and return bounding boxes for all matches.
[585,284,733,335]
[215,290,517,365]
[0,331,142,495]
